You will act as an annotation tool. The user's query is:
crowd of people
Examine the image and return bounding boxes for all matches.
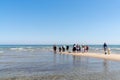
[72,44,89,53]
[53,44,89,53]
[53,45,69,53]
[53,43,111,55]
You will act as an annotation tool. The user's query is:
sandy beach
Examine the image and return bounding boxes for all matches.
[61,52,120,61]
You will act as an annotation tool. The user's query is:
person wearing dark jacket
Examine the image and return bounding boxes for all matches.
[103,43,107,54]
[66,45,69,51]
[53,45,57,53]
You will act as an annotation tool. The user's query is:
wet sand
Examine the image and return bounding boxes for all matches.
[1,69,120,80]
[61,52,120,61]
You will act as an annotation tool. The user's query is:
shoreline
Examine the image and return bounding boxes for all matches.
[60,52,120,61]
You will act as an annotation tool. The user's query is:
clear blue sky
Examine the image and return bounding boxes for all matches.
[0,0,120,44]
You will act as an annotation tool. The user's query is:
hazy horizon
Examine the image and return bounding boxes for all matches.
[0,43,120,45]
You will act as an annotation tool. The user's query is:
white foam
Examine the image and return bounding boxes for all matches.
[111,48,120,50]
[9,47,53,52]
[10,48,27,51]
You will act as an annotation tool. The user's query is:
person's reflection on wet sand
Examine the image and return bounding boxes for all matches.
[73,55,82,65]
[53,53,57,64]
[103,59,109,77]
[73,55,76,65]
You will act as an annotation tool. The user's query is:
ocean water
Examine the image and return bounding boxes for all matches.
[0,45,120,54]
[0,45,120,80]
[90,45,120,53]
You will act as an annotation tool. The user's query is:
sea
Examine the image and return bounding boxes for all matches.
[0,45,120,80]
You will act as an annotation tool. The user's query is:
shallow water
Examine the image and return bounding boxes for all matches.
[0,49,120,80]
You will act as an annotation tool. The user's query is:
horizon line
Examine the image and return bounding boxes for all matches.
[0,44,119,45]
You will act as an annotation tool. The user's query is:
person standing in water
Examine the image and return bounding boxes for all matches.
[59,47,62,52]
[85,45,89,52]
[62,46,65,52]
[73,44,76,52]
[66,45,69,51]
[103,43,107,55]
[53,45,57,53]
[82,45,85,53]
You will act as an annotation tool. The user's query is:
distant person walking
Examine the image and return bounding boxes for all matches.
[59,47,62,52]
[76,44,80,52]
[73,44,76,52]
[62,46,65,52]
[53,45,57,53]
[78,45,81,52]
[103,43,107,54]
[66,45,69,51]
[85,45,89,52]
[82,45,85,53]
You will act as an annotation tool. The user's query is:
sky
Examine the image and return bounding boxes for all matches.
[0,0,120,45]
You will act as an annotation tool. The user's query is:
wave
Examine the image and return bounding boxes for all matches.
[10,48,29,51]
[90,47,102,50]
[9,47,52,52]
[110,48,120,51]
